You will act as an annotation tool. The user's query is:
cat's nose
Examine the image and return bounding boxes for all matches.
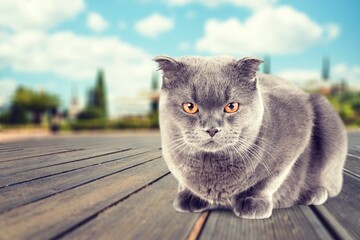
[204,127,221,137]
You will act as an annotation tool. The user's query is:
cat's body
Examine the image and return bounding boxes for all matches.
[155,56,347,219]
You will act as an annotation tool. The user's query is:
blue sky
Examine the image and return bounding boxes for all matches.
[0,0,359,117]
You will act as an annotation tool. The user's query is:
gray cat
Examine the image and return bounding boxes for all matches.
[154,55,347,219]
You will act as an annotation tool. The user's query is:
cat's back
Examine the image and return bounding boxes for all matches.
[257,73,311,116]
[257,73,313,146]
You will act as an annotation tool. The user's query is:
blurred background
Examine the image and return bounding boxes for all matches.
[0,0,359,139]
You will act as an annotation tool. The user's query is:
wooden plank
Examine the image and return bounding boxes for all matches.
[345,155,360,177]
[61,174,200,240]
[0,149,162,213]
[0,138,90,161]
[348,132,360,149]
[0,159,169,240]
[348,146,360,157]
[318,173,360,240]
[199,206,333,240]
[0,147,155,188]
[0,148,82,162]
[0,135,160,161]
[0,147,131,177]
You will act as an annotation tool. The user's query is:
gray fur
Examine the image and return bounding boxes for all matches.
[154,55,347,219]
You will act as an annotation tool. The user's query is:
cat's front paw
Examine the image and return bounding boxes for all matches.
[173,190,210,213]
[233,196,273,219]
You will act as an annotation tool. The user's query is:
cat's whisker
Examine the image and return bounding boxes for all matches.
[240,136,277,162]
[235,139,269,174]
[237,139,272,175]
[253,136,279,152]
[233,142,255,173]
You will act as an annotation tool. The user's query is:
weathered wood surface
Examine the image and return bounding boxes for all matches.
[0,132,359,240]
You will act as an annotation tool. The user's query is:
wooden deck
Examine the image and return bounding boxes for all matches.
[0,132,359,240]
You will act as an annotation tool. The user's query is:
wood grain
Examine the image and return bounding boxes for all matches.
[61,174,200,240]
[0,149,162,213]
[0,147,153,187]
[0,159,169,239]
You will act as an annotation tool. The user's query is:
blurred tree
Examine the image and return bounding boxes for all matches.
[77,107,105,120]
[93,69,107,117]
[150,71,159,114]
[322,56,330,81]
[263,55,271,74]
[78,69,107,120]
[1,86,59,125]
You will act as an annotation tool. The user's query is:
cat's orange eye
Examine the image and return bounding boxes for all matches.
[182,102,199,114]
[224,102,239,113]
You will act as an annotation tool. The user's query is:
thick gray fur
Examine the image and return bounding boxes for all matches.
[154,55,347,219]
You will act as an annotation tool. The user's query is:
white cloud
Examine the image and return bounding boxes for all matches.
[0,30,155,116]
[196,6,338,55]
[0,79,17,107]
[334,63,360,88]
[163,0,277,10]
[135,13,174,39]
[87,12,109,32]
[0,0,85,31]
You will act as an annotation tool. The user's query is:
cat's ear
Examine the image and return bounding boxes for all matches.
[234,57,263,79]
[153,55,185,88]
[153,55,183,72]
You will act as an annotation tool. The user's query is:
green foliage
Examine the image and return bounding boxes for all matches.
[71,119,108,130]
[13,87,59,113]
[2,86,59,125]
[322,56,330,80]
[70,115,157,131]
[0,102,30,124]
[80,69,108,121]
[327,92,360,126]
[92,69,107,117]
[112,117,152,129]
[148,111,159,128]
[151,71,159,91]
[262,55,271,74]
[77,107,105,120]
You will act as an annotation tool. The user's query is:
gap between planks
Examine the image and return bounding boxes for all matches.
[50,172,171,240]
[8,148,133,175]
[310,205,354,240]
[0,148,84,162]
[187,211,210,240]
[0,155,162,213]
[0,148,155,189]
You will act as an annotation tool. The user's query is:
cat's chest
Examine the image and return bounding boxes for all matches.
[173,152,252,203]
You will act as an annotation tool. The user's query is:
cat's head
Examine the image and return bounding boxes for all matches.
[155,55,264,152]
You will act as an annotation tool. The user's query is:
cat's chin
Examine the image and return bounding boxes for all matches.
[199,140,224,152]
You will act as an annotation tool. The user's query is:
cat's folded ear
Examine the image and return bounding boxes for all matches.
[234,57,263,79]
[153,55,183,72]
[153,56,185,88]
